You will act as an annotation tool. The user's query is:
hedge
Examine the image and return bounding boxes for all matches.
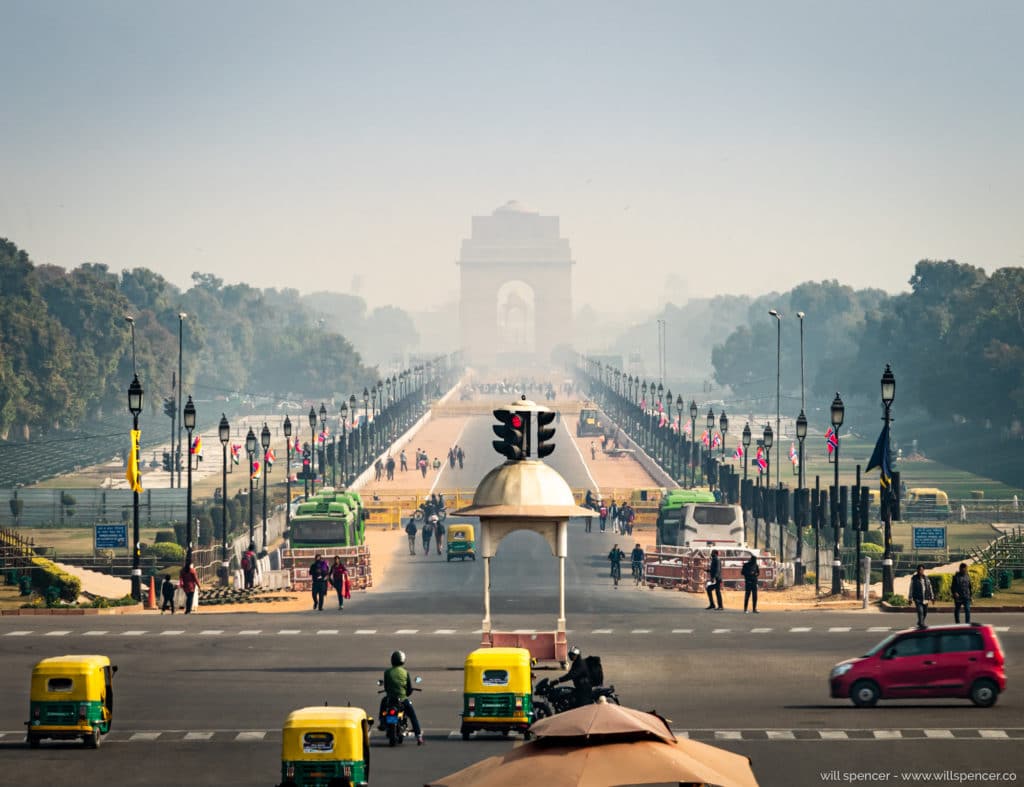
[927,564,987,601]
[860,543,884,558]
[144,541,185,563]
[28,556,81,602]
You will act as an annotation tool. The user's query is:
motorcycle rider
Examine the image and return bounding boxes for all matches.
[554,645,593,708]
[379,650,424,745]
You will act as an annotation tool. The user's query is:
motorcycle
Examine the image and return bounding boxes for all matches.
[533,677,620,716]
[377,676,422,746]
[413,500,447,523]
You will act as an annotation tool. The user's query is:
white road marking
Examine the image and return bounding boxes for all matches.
[924,729,954,739]
[819,731,848,740]
[789,627,812,633]
[671,629,693,634]
[868,627,891,632]
[130,732,161,741]
[5,631,32,636]
[562,418,600,492]
[513,629,536,634]
[630,629,651,634]
[122,630,147,636]
[712,629,731,634]
[434,629,456,635]
[448,731,463,740]
[199,630,223,636]
[84,630,109,636]
[767,730,795,740]
[873,730,902,739]
[980,730,1009,739]
[355,629,377,635]
[278,630,301,635]
[316,630,339,635]
[750,628,772,633]
[183,732,214,741]
[395,629,419,635]
[592,629,613,634]
[44,631,71,636]
[235,731,266,741]
[994,626,1010,632]
[238,630,262,636]
[828,627,851,632]
[160,630,184,636]
[715,731,743,740]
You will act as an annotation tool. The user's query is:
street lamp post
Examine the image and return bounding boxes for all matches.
[880,365,896,596]
[318,403,327,488]
[362,388,370,468]
[128,375,143,601]
[245,428,257,546]
[830,393,845,595]
[742,423,751,481]
[719,410,728,458]
[176,312,186,489]
[769,309,782,480]
[795,410,808,585]
[219,414,230,585]
[797,312,806,413]
[705,408,715,489]
[763,424,774,552]
[339,402,348,486]
[689,400,698,488]
[260,423,271,552]
[675,394,684,482]
[283,415,292,537]
[308,407,318,496]
[348,394,357,482]
[183,396,197,564]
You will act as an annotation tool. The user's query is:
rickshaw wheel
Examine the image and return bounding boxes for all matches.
[461,729,470,741]
[27,734,40,749]
[470,554,476,561]
[501,729,510,737]
[523,730,533,741]
[88,726,101,749]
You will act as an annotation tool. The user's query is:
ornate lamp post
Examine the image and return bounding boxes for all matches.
[339,401,348,486]
[128,374,143,601]
[763,423,774,551]
[308,407,318,496]
[348,394,357,481]
[742,423,751,480]
[880,366,896,596]
[719,410,729,458]
[656,383,665,462]
[362,387,370,467]
[830,392,845,595]
[796,410,808,585]
[183,395,197,563]
[218,414,230,585]
[674,394,683,481]
[245,427,257,546]
[176,312,186,489]
[705,407,715,487]
[260,423,271,552]
[318,403,327,487]
[283,415,292,534]
[689,400,698,488]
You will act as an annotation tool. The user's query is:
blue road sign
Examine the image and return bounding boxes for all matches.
[95,524,129,550]
[912,526,947,550]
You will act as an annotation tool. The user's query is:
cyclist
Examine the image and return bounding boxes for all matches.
[608,544,626,588]
[630,543,645,586]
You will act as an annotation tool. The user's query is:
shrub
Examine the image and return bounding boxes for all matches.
[61,492,77,507]
[155,530,176,545]
[928,573,953,601]
[884,593,908,607]
[144,541,185,564]
[804,571,816,585]
[27,556,81,602]
[861,543,884,558]
[863,529,883,546]
[968,563,988,596]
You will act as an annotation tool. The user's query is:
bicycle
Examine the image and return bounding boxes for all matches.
[631,560,643,587]
[611,562,621,588]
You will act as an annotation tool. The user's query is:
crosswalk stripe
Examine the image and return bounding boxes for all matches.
[355,629,377,635]
[434,629,456,635]
[789,627,812,633]
[829,627,851,632]
[235,731,266,741]
[238,630,261,636]
[44,631,70,636]
[199,630,223,636]
[184,732,214,741]
[819,730,848,740]
[278,630,301,635]
[316,630,339,635]
[980,730,1009,739]
[873,730,902,739]
[130,732,161,741]
[750,628,772,633]
[395,629,419,635]
[924,729,954,738]
[5,631,32,636]
[122,630,146,636]
[160,630,184,636]
[84,630,108,636]
[715,731,743,740]
[766,730,795,740]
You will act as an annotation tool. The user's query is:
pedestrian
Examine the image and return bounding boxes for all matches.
[432,456,441,472]
[448,448,456,469]
[179,561,200,614]
[309,552,330,611]
[609,501,619,534]
[405,517,417,555]
[419,456,428,478]
[909,564,934,628]
[374,459,383,482]
[457,446,464,469]
[330,556,350,610]
[608,544,626,588]
[422,516,434,555]
[741,553,760,613]
[626,505,635,536]
[160,574,176,614]
[705,549,723,610]
[599,503,608,532]
[435,518,446,554]
[242,541,257,589]
[959,504,967,523]
[386,454,395,481]
[400,450,408,472]
[952,562,972,624]
[590,442,596,460]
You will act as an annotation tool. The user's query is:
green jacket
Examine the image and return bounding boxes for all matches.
[384,665,412,700]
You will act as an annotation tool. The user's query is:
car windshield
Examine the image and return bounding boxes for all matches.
[864,633,897,657]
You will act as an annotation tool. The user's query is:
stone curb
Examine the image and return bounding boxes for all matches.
[880,602,1024,613]
[1,605,144,615]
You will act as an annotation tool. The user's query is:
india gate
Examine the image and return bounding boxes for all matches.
[457,201,575,368]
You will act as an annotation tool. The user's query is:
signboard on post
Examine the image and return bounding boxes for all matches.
[94,524,129,551]
[912,526,947,550]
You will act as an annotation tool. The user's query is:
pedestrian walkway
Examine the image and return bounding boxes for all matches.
[570,432,659,492]
[360,416,472,495]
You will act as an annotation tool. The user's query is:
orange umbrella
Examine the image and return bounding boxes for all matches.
[529,700,677,743]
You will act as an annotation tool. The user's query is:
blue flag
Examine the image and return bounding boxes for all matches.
[865,422,892,489]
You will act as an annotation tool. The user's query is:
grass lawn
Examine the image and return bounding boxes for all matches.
[18,527,166,557]
[886,522,1002,553]
[973,578,1024,607]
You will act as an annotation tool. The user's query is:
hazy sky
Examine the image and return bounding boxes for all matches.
[3,1,1022,312]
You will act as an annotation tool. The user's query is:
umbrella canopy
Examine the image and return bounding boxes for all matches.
[529,700,677,743]
[424,736,759,787]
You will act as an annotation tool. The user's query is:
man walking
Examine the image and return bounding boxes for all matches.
[405,517,417,555]
[400,449,408,472]
[909,564,934,628]
[386,454,396,481]
[456,446,464,469]
[741,552,760,613]
[705,549,723,610]
[309,553,330,611]
[952,563,972,624]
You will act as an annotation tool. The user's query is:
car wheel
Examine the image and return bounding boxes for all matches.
[850,680,880,708]
[970,678,999,708]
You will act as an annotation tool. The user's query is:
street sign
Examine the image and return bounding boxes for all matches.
[912,526,947,550]
[94,524,129,550]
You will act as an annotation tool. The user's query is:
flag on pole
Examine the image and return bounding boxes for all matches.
[265,447,276,469]
[659,413,668,428]
[657,400,663,414]
[191,435,202,461]
[755,445,767,473]
[825,426,838,455]
[639,398,647,411]
[125,429,143,492]
[865,422,893,489]
[293,437,301,453]
[701,430,710,447]
[712,432,722,449]
[683,420,692,436]
[231,443,241,465]
[251,459,261,480]
[733,443,744,460]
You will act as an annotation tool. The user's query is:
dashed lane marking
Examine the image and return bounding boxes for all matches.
[980,730,1009,739]
[592,629,613,634]
[395,629,419,635]
[316,629,339,635]
[160,630,184,636]
[766,730,795,740]
[122,630,146,636]
[5,631,32,636]
[715,731,743,740]
[278,630,301,635]
[238,630,261,636]
[84,630,109,636]
[924,730,955,739]
[44,631,70,636]
[630,629,652,634]
[513,629,536,634]
[712,629,731,634]
[868,627,891,632]
[235,731,266,741]
[818,730,848,740]
[994,626,1010,632]
[671,629,693,634]
[183,732,214,741]
[130,732,161,741]
[873,730,902,739]
[750,628,772,633]
[355,629,377,635]
[789,627,812,633]
[434,629,456,635]
[828,627,851,632]
[199,630,224,636]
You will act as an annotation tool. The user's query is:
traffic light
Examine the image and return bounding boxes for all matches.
[163,397,175,419]
[162,451,172,471]
[535,410,557,459]
[492,409,529,461]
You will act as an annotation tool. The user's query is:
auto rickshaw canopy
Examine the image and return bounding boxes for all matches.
[31,655,115,700]
[448,524,475,542]
[463,648,532,694]
[281,706,369,761]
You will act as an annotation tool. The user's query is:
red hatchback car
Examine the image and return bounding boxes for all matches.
[830,623,1006,707]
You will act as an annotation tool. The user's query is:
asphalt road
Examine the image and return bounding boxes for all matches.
[2,414,1023,786]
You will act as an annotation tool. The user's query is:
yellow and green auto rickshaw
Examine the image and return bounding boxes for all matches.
[460,647,534,740]
[446,523,475,562]
[279,706,370,787]
[26,654,117,748]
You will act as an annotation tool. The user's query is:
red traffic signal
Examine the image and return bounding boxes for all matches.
[492,409,528,461]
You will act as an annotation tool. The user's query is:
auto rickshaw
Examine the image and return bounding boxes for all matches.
[26,654,117,748]
[279,706,370,787]
[446,523,475,562]
[460,647,534,740]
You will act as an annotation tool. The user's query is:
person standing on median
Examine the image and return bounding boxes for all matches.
[705,549,723,610]
[909,564,934,628]
[952,563,972,624]
[160,574,176,614]
[179,561,200,614]
[741,553,760,614]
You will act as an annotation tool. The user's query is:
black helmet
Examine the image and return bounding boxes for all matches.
[568,646,581,661]
[391,650,406,667]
